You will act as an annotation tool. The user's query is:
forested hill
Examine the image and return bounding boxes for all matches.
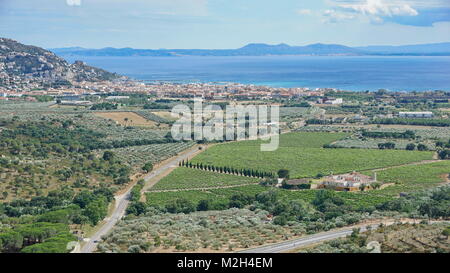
[0,38,123,89]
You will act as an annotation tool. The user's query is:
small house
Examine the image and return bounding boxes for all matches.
[319,171,376,192]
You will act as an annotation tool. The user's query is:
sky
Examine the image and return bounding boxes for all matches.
[0,0,449,49]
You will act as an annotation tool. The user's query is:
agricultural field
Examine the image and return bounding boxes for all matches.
[331,138,436,150]
[190,132,434,178]
[300,123,450,141]
[94,112,158,128]
[0,101,195,200]
[280,107,323,121]
[145,131,447,211]
[97,208,303,253]
[146,183,392,209]
[146,184,265,207]
[147,111,178,122]
[0,102,168,142]
[362,161,450,198]
[0,156,121,201]
[302,223,450,253]
[151,167,260,191]
[103,142,195,171]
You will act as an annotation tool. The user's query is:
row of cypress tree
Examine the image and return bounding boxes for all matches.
[179,160,275,179]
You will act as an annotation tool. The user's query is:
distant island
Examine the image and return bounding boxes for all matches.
[50,42,450,57]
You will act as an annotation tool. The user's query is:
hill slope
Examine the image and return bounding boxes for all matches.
[0,38,123,89]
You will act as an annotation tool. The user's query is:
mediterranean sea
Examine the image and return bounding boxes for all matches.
[64,55,450,92]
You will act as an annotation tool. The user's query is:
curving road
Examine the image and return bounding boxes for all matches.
[78,145,202,253]
[238,225,378,253]
[238,220,450,253]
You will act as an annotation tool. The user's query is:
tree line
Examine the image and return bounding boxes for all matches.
[362,130,416,139]
[372,118,450,127]
[179,160,275,179]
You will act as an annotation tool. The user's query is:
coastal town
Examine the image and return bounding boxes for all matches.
[2,79,450,105]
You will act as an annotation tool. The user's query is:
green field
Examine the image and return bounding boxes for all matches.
[191,132,434,178]
[147,160,450,210]
[151,167,260,191]
[146,132,447,211]
[363,161,450,197]
[146,183,392,209]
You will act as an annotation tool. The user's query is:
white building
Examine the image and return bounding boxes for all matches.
[399,112,434,118]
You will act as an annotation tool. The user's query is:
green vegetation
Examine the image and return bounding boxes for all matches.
[151,168,260,191]
[191,132,434,178]
[0,101,197,253]
[377,142,396,149]
[146,183,393,211]
[126,180,146,216]
[302,222,450,253]
[180,160,275,178]
[362,130,416,139]
[143,102,171,110]
[0,187,114,252]
[31,95,54,103]
[372,118,450,127]
[142,162,153,173]
[0,222,76,253]
[90,102,118,110]
[98,208,304,253]
[362,161,450,197]
[0,120,132,200]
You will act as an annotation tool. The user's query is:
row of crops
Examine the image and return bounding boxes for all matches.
[107,141,195,170]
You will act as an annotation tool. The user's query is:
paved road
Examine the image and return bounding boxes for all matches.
[239,220,450,253]
[238,224,384,253]
[78,145,201,253]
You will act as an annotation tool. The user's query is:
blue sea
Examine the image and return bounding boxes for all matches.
[65,55,450,92]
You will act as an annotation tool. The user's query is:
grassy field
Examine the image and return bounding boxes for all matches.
[151,167,260,191]
[191,132,434,178]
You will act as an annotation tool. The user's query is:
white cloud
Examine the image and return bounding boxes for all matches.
[66,0,81,6]
[296,9,312,15]
[323,9,356,23]
[339,0,418,17]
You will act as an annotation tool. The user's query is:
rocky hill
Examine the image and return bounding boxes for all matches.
[0,38,123,90]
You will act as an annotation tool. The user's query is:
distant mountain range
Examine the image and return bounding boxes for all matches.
[50,42,450,57]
